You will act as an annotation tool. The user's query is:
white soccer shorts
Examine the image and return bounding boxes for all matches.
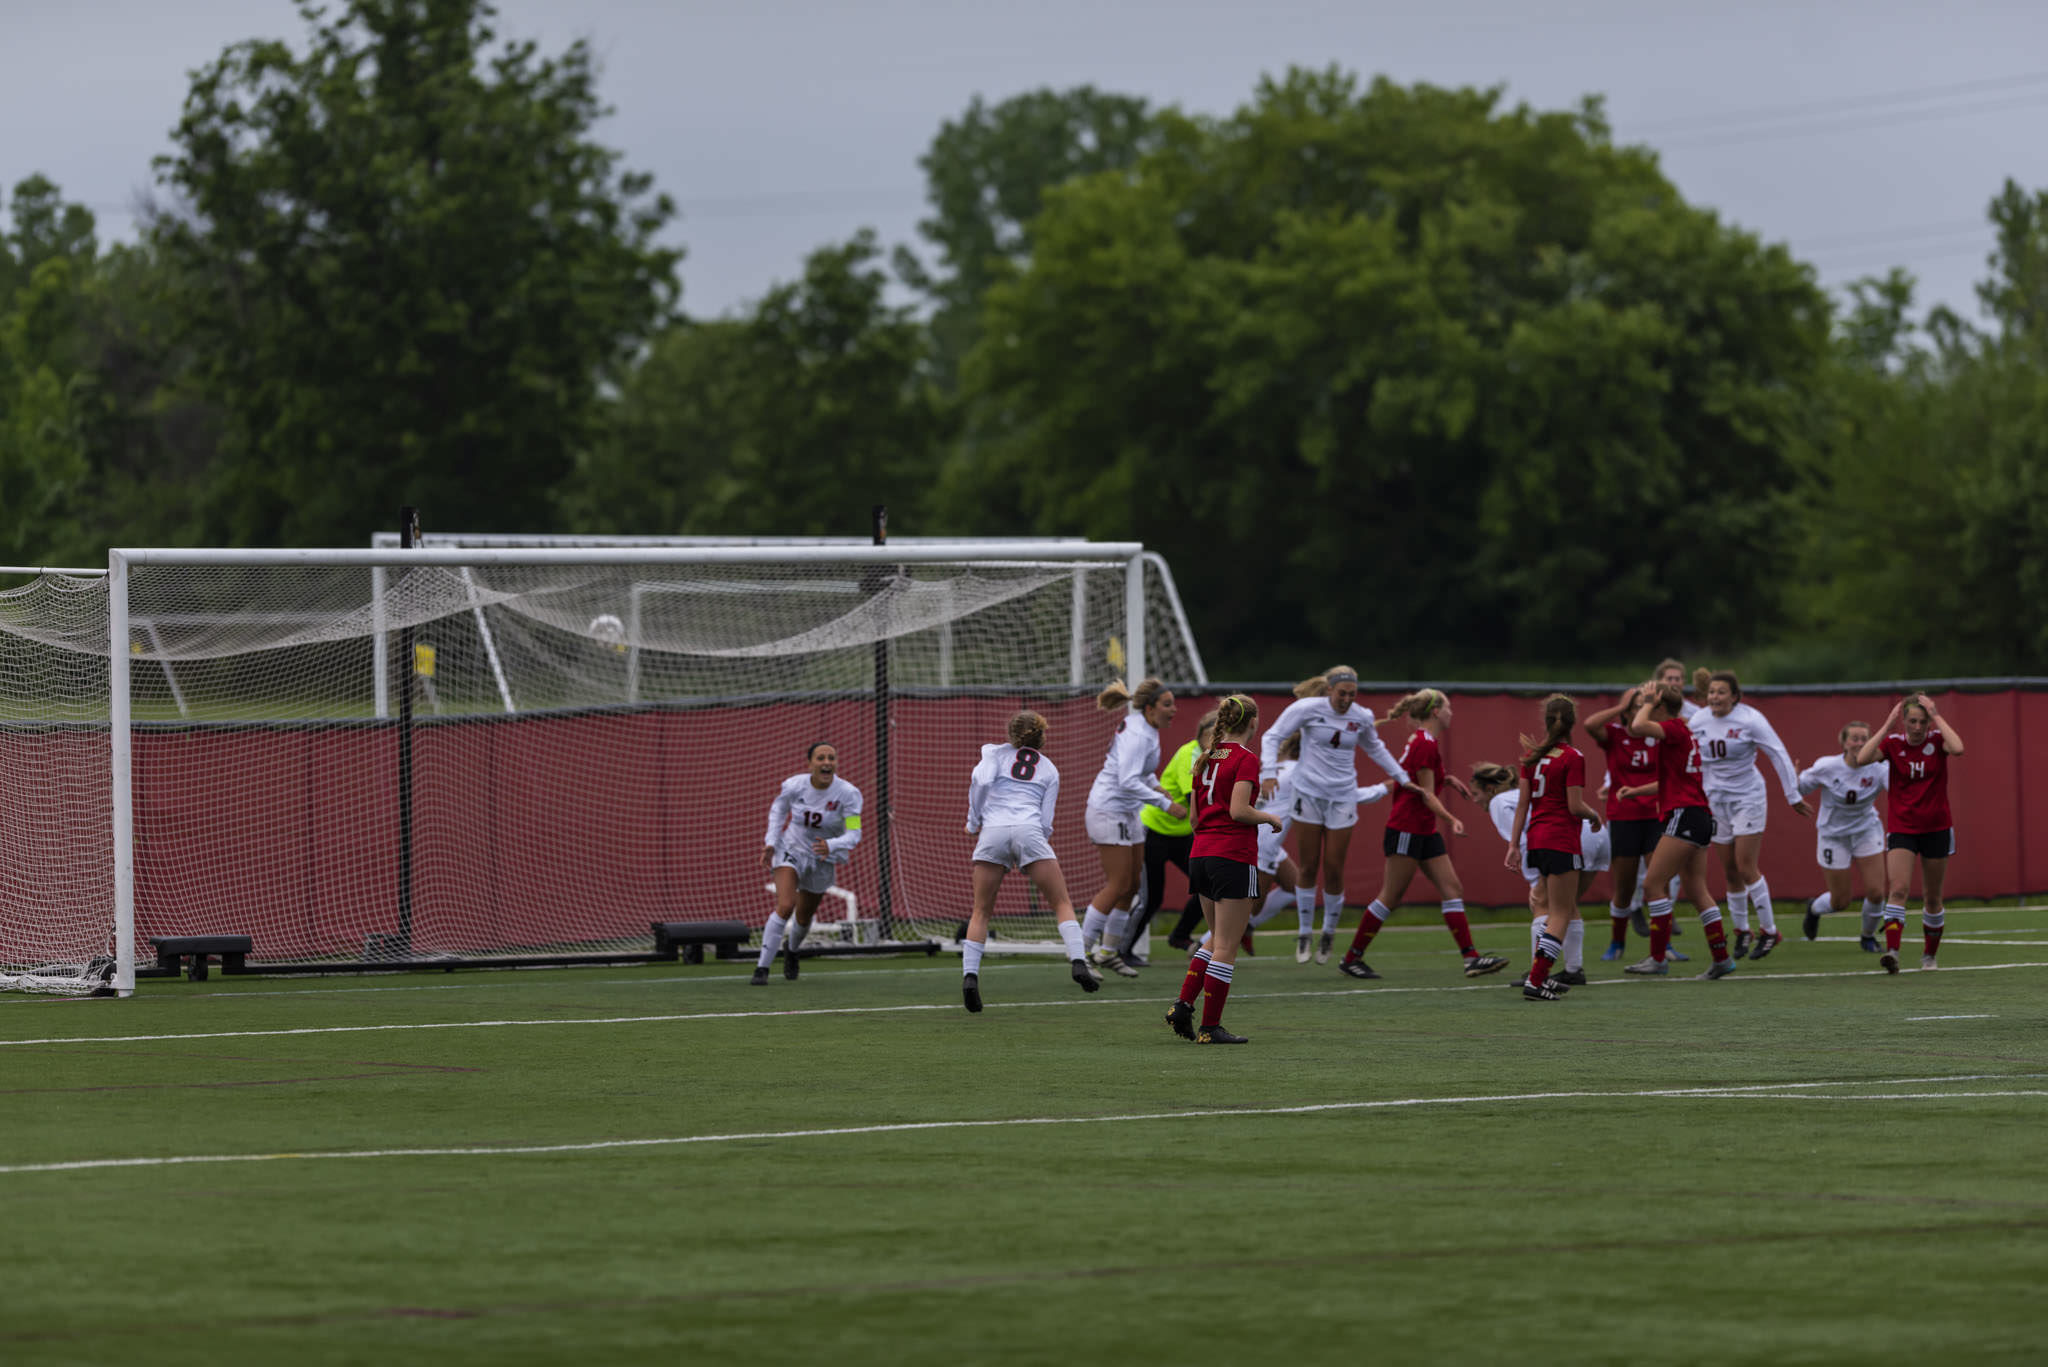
[772,846,838,894]
[972,824,1058,871]
[1256,822,1287,877]
[1817,823,1885,869]
[1579,823,1613,873]
[1289,790,1360,830]
[1083,804,1142,846]
[1707,790,1768,844]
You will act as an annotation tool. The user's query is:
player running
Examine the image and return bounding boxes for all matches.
[1625,681,1739,979]
[1687,669,1810,960]
[959,710,1100,1011]
[1505,696,1603,1002]
[1583,686,1663,962]
[1259,667,1411,964]
[753,743,863,986]
[1337,689,1507,981]
[1167,695,1286,1045]
[1855,694,1965,974]
[1081,677,1184,977]
[1797,720,1890,953]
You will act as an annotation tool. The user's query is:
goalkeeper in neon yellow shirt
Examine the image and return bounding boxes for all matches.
[1119,710,1213,964]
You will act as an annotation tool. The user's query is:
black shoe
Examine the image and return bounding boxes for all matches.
[1748,930,1782,961]
[1550,968,1587,987]
[1463,954,1510,978]
[1071,957,1101,993]
[1731,930,1751,959]
[962,973,982,1013]
[1166,998,1195,1039]
[1803,899,1824,941]
[783,947,801,980]
[1859,935,1881,953]
[1196,1023,1249,1044]
[749,966,769,986]
[1338,959,1380,979]
[1629,906,1652,938]
[1166,934,1192,951]
[1120,948,1150,968]
[1879,950,1900,975]
[1522,980,1564,1001]
[1525,974,1569,995]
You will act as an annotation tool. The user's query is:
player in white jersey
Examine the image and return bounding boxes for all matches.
[753,743,864,985]
[1796,718,1890,952]
[1081,677,1184,976]
[958,710,1102,1011]
[1687,669,1810,960]
[1473,762,1609,984]
[1258,666,1410,962]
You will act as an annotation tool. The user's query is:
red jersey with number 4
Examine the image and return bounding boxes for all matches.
[1880,732,1952,834]
[1653,719,1709,816]
[1386,729,1443,834]
[1596,718,1660,821]
[1520,745,1586,854]
[1191,742,1262,862]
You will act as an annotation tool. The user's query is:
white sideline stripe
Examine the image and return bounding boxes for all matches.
[1,1073,2037,1177]
[5,960,2048,1049]
[1696,1091,2048,1101]
[1906,1014,1996,1021]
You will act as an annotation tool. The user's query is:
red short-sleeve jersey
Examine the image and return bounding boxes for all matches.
[1595,718,1660,821]
[1191,742,1262,863]
[1654,718,1709,816]
[1880,732,1953,834]
[1520,745,1586,854]
[1386,728,1443,834]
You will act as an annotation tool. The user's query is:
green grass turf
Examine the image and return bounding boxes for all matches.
[2,907,2045,1366]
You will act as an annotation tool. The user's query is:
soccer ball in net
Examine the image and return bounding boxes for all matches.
[588,613,627,653]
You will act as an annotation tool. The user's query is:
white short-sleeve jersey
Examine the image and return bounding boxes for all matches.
[1488,789,1521,847]
[1687,702,1800,804]
[1259,759,1299,826]
[968,743,1060,836]
[1084,712,1169,816]
[764,773,864,863]
[1798,754,1889,844]
[1259,696,1408,802]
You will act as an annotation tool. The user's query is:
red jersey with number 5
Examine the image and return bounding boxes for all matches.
[1653,719,1709,816]
[1191,742,1262,862]
[1880,731,1952,833]
[1520,745,1586,854]
[1596,718,1660,821]
[1386,729,1443,834]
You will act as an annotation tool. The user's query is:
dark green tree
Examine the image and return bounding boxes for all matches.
[150,0,679,544]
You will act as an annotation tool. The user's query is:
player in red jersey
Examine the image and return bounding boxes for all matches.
[1625,681,1738,978]
[1855,693,1965,974]
[1166,695,1285,1045]
[1583,686,1663,961]
[1338,689,1507,981]
[1506,695,1602,1001]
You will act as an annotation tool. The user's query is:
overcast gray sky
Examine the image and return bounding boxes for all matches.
[7,0,2045,325]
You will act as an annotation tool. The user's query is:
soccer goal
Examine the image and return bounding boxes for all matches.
[0,540,1206,995]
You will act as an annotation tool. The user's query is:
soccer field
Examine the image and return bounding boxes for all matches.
[3,909,2045,1366]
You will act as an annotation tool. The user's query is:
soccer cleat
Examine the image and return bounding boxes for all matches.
[1463,954,1509,978]
[1337,959,1380,980]
[1550,968,1588,987]
[1120,947,1150,969]
[1600,942,1626,962]
[1859,935,1881,953]
[1070,958,1102,993]
[1316,932,1334,965]
[1629,906,1652,939]
[783,947,801,980]
[1880,950,1900,974]
[1522,980,1564,1002]
[1166,934,1193,951]
[1089,945,1140,978]
[749,966,770,986]
[1731,930,1752,959]
[1166,998,1195,1039]
[1667,948,1691,962]
[1240,928,1257,956]
[1920,954,1939,970]
[1702,958,1738,980]
[1295,935,1312,964]
[1748,930,1782,961]
[1623,957,1669,976]
[1803,898,1824,941]
[1196,1023,1250,1044]
[962,973,983,1013]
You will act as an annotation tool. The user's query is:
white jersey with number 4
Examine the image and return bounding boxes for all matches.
[1259,696,1408,802]
[1687,702,1800,804]
[1798,755,1888,844]
[968,743,1060,836]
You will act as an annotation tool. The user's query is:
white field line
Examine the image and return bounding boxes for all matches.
[1906,1014,1996,1021]
[4,960,2048,1050]
[2,1072,2039,1178]
[1695,1091,2048,1101]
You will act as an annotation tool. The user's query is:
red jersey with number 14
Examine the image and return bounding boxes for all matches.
[1880,731,1952,834]
[1520,745,1586,854]
[1191,742,1262,862]
[1386,729,1443,835]
[1596,718,1660,821]
[1653,718,1709,816]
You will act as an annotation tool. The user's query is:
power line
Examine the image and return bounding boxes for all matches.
[1656,89,2048,149]
[1629,69,2048,135]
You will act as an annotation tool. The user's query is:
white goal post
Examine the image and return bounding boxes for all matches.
[0,540,1207,996]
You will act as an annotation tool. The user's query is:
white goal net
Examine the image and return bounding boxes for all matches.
[0,542,1206,994]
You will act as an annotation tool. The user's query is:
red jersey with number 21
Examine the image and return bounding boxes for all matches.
[1654,718,1709,816]
[1880,731,1952,833]
[1598,718,1660,821]
[1520,745,1586,854]
[1192,742,1262,862]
